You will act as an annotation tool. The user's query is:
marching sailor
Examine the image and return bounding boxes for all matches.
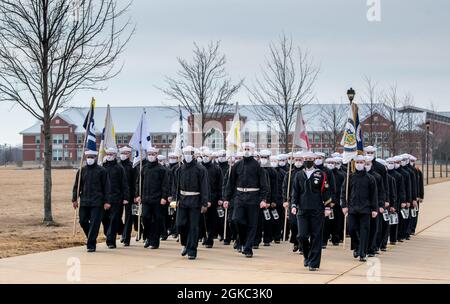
[72,150,109,252]
[135,147,170,249]
[102,147,129,249]
[271,155,285,244]
[224,142,269,258]
[118,146,136,246]
[291,151,331,271]
[173,146,210,260]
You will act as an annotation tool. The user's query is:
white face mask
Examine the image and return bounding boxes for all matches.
[336,163,342,169]
[184,154,193,163]
[244,151,252,157]
[288,159,294,165]
[279,161,286,167]
[355,163,365,171]
[410,161,415,166]
[394,163,400,169]
[106,155,115,162]
[169,159,177,164]
[119,154,128,161]
[387,163,395,170]
[314,159,323,166]
[218,157,227,163]
[260,158,268,165]
[327,163,335,170]
[197,156,203,163]
[294,161,303,168]
[401,160,407,167]
[271,162,278,168]
[202,156,210,163]
[147,155,157,162]
[86,158,96,166]
[365,164,372,172]
[366,154,375,161]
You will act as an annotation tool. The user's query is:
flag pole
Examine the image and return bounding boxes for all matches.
[283,136,296,242]
[136,112,144,242]
[223,156,232,241]
[343,162,350,249]
[73,97,95,237]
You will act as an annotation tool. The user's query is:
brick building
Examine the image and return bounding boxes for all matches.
[20,104,450,166]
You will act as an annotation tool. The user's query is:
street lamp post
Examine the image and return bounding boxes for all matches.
[347,87,355,104]
[425,121,430,184]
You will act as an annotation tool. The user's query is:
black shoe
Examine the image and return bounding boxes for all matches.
[87,248,96,252]
[398,239,404,242]
[298,250,303,255]
[181,247,188,256]
[374,250,380,255]
[188,255,196,260]
[353,250,359,258]
[233,242,238,250]
[253,245,259,249]
[219,236,224,242]
[390,242,397,245]
[107,244,116,249]
[144,240,151,248]
[237,247,242,253]
[304,260,309,267]
[292,245,299,252]
[205,244,213,248]
[322,245,327,249]
[359,256,367,262]
[368,253,375,257]
[405,236,411,240]
[123,242,130,247]
[161,236,168,241]
[380,247,387,252]
[332,242,339,246]
[309,266,319,271]
[274,240,280,244]
[149,245,159,249]
[263,243,270,247]
[245,253,253,258]
[223,241,230,245]
[120,237,124,243]
[410,232,415,236]
[172,234,178,239]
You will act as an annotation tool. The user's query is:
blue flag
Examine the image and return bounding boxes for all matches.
[82,99,97,151]
[340,102,363,163]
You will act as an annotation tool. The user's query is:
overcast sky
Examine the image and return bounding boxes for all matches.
[1,0,449,145]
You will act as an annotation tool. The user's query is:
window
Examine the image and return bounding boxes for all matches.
[162,135,167,144]
[52,134,63,144]
[35,150,40,161]
[52,149,63,161]
[77,134,84,144]
[314,134,320,144]
[204,128,224,150]
[35,135,41,144]
[64,150,69,160]
[77,148,83,160]
[55,119,60,124]
[244,130,250,142]
[168,135,174,143]
[116,135,123,144]
[63,134,69,144]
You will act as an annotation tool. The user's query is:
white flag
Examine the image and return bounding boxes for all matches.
[226,103,241,154]
[129,110,151,167]
[97,105,117,165]
[293,107,310,150]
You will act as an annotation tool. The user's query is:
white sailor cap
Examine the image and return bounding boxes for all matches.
[364,146,377,153]
[293,151,304,158]
[270,156,278,161]
[105,147,117,154]
[146,146,159,153]
[217,149,226,156]
[386,157,395,163]
[333,157,343,163]
[376,158,386,166]
[253,151,260,157]
[409,155,417,161]
[168,152,178,158]
[260,149,271,157]
[277,154,288,161]
[331,152,342,158]
[241,142,255,149]
[302,151,317,159]
[202,149,212,157]
[354,155,366,161]
[401,153,411,160]
[119,146,132,153]
[157,155,166,161]
[84,150,98,156]
[236,151,244,157]
[315,152,326,158]
[393,156,403,162]
[325,158,335,163]
[211,151,218,157]
[182,145,195,153]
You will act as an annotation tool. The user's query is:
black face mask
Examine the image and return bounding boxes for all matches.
[304,160,314,169]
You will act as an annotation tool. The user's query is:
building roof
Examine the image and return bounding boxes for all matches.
[20,103,438,135]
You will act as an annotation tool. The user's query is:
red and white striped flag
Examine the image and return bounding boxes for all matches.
[293,107,310,150]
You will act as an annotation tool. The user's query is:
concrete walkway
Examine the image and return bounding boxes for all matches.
[1,182,449,284]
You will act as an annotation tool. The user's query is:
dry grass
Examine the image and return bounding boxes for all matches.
[0,166,448,259]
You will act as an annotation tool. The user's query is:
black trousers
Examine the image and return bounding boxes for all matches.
[297,209,324,268]
[322,204,341,246]
[177,206,201,257]
[271,206,283,242]
[389,218,398,244]
[254,208,273,245]
[377,215,390,249]
[289,212,299,246]
[224,206,238,243]
[233,203,259,254]
[142,204,163,247]
[121,202,135,244]
[398,209,408,240]
[203,205,218,246]
[102,203,122,246]
[160,204,169,238]
[367,214,379,253]
[349,213,371,258]
[410,204,419,234]
[79,206,103,249]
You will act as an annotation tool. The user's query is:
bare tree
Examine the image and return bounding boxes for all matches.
[318,103,347,152]
[380,84,408,156]
[160,41,243,143]
[361,76,380,145]
[401,93,417,154]
[0,0,134,224]
[247,33,319,152]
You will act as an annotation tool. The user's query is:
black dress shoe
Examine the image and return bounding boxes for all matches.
[107,244,116,249]
[332,242,339,246]
[223,241,230,245]
[304,260,309,267]
[359,256,367,262]
[253,245,259,249]
[144,240,151,248]
[274,240,280,244]
[245,253,253,258]
[188,255,196,260]
[233,242,238,249]
[205,244,213,248]
[298,250,303,255]
[161,236,168,241]
[322,245,327,249]
[237,247,242,253]
[390,242,396,245]
[263,243,270,247]
[380,248,387,252]
[87,248,96,252]
[353,250,359,258]
[292,245,299,252]
[405,236,411,240]
[309,266,319,271]
[120,237,124,243]
[181,247,188,256]
[123,242,130,247]
[219,236,224,242]
[398,239,404,242]
[150,246,159,249]
[368,253,375,257]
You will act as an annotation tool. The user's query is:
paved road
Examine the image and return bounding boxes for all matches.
[1,182,449,284]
